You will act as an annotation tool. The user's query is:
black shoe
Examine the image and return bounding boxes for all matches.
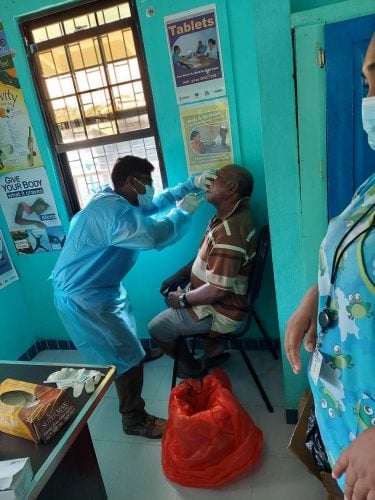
[142,348,164,363]
[203,351,231,368]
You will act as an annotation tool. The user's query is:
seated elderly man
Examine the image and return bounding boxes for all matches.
[148,164,256,377]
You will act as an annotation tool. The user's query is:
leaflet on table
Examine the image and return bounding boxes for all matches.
[0,21,42,173]
[0,167,65,254]
[0,229,18,289]
[180,98,233,174]
[165,4,225,104]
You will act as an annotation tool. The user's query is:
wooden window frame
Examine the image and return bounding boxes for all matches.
[20,0,166,216]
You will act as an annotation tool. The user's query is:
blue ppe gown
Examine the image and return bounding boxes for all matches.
[52,178,198,376]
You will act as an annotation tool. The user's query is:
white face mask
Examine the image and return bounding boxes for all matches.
[133,178,155,209]
[362,96,375,150]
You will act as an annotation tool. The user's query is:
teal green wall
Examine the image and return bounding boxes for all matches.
[133,0,277,340]
[0,0,278,362]
[0,0,367,413]
[281,0,374,411]
[0,217,36,358]
[291,0,346,12]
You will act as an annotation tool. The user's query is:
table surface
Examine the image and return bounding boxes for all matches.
[0,360,115,495]
[184,55,217,68]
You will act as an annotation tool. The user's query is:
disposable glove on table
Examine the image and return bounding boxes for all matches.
[44,367,103,398]
[193,169,217,190]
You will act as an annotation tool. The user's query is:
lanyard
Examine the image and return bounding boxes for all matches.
[318,203,375,334]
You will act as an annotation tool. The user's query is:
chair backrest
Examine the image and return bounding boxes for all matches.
[224,225,270,339]
[246,224,270,313]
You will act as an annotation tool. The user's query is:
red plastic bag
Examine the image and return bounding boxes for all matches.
[162,368,263,487]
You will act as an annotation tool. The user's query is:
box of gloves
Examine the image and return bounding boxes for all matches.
[0,378,76,443]
[0,458,33,500]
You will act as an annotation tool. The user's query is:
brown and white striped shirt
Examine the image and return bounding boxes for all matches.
[189,198,256,335]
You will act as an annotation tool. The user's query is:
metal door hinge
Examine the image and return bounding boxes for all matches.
[316,47,325,68]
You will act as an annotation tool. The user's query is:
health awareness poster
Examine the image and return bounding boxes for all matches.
[165,4,225,104]
[180,98,233,173]
[0,228,18,289]
[0,21,42,173]
[0,168,65,254]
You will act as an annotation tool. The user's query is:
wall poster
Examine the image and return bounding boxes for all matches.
[0,168,65,254]
[165,4,225,104]
[0,228,18,289]
[0,20,42,173]
[180,98,233,174]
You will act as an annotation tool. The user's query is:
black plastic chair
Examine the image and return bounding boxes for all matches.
[171,225,277,413]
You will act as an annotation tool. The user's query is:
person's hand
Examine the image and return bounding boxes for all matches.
[332,427,375,499]
[168,287,183,309]
[34,221,46,228]
[160,274,185,295]
[160,275,177,295]
[193,169,217,190]
[284,285,318,374]
[176,193,204,214]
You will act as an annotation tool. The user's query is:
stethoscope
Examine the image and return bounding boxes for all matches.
[317,203,375,338]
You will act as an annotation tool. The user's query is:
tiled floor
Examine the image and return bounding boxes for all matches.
[33,348,326,499]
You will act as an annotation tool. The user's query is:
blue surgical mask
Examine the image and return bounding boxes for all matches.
[133,178,155,209]
[362,96,375,150]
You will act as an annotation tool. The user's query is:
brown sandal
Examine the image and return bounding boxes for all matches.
[124,414,167,439]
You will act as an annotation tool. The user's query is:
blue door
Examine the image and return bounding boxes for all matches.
[325,16,375,219]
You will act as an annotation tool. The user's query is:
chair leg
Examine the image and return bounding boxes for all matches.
[236,341,274,413]
[254,311,279,360]
[191,336,197,356]
[171,338,181,390]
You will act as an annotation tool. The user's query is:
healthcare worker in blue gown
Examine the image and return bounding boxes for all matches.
[52,155,216,439]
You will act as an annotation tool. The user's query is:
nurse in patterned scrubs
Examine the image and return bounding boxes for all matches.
[285,34,375,499]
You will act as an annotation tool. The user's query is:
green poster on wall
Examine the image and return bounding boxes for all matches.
[180,97,233,173]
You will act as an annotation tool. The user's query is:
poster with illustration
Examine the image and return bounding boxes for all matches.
[0,21,11,59]
[0,228,18,289]
[0,167,65,254]
[180,98,233,173]
[165,4,225,104]
[0,22,42,173]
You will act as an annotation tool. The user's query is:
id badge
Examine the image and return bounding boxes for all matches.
[310,349,323,386]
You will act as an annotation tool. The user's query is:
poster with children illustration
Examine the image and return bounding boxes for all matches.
[0,167,65,254]
[0,228,18,289]
[180,98,233,173]
[165,4,225,104]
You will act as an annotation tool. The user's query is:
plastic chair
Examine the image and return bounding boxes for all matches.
[171,225,277,413]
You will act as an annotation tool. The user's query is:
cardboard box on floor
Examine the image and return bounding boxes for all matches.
[288,390,344,500]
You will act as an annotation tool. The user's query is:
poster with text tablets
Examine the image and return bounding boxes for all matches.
[165,4,225,105]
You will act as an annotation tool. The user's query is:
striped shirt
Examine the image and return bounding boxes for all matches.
[189,198,256,335]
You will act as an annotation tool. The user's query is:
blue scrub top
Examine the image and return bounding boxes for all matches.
[309,174,375,491]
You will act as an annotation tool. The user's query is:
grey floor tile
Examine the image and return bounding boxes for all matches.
[174,471,253,500]
[93,439,133,496]
[31,347,331,500]
[89,396,135,444]
[251,406,294,458]
[250,455,326,499]
[108,443,177,500]
[32,349,84,364]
